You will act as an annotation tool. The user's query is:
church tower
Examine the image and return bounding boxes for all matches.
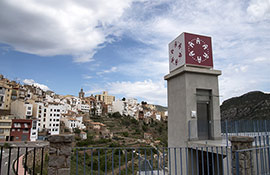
[79,88,85,98]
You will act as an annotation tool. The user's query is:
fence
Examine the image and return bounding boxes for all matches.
[0,144,48,175]
[235,146,270,175]
[188,120,270,146]
[1,120,270,175]
[72,146,233,175]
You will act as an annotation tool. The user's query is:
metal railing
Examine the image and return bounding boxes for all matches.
[188,120,270,146]
[0,144,48,175]
[73,146,232,175]
[221,120,270,136]
[235,146,270,175]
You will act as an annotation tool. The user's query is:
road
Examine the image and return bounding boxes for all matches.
[0,141,49,175]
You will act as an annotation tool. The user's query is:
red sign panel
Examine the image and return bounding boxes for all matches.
[184,33,213,67]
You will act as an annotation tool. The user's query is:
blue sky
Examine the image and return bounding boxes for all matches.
[0,0,270,106]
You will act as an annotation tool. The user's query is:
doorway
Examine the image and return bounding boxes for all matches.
[196,89,212,140]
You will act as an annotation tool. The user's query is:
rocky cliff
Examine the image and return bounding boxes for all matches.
[220,91,270,121]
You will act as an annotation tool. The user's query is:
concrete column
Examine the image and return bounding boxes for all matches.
[230,136,254,175]
[48,134,74,175]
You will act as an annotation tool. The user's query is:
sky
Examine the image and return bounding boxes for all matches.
[0,0,270,106]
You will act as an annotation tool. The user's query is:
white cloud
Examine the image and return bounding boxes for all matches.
[23,79,50,91]
[0,0,142,62]
[115,0,270,103]
[82,75,93,79]
[247,0,270,20]
[108,79,167,105]
[1,0,270,105]
[97,66,117,75]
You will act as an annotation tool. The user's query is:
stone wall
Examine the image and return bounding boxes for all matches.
[25,147,49,174]
[48,134,74,175]
[230,136,254,175]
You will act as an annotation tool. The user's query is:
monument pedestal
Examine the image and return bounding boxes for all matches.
[165,65,222,147]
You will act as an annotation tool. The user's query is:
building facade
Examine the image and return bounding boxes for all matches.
[95,91,115,105]
[10,119,32,141]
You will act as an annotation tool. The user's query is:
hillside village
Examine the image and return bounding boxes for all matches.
[0,74,168,146]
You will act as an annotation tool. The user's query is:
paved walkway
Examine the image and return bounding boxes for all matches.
[14,155,29,175]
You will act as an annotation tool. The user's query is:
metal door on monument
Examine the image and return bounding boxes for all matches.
[197,102,210,140]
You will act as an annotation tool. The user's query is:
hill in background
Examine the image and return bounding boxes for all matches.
[220,91,270,121]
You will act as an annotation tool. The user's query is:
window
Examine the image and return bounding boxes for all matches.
[27,107,31,110]
[14,123,21,127]
[0,122,11,126]
[0,129,4,134]
[43,118,46,122]
[50,114,52,116]
[44,109,46,112]
[56,124,59,126]
[12,129,15,132]
[50,119,52,121]
[27,111,31,115]
[24,123,28,127]
[32,132,36,135]
[16,137,19,140]
[38,123,40,126]
[57,109,60,112]
[56,119,59,121]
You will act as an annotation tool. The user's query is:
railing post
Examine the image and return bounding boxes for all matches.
[230,136,254,175]
[225,120,228,147]
[235,152,239,175]
[48,134,74,175]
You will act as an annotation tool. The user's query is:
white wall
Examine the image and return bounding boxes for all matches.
[112,100,124,115]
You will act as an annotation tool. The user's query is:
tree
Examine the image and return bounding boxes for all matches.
[74,127,81,134]
[112,112,122,118]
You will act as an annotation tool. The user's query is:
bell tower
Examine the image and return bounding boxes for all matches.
[79,88,85,98]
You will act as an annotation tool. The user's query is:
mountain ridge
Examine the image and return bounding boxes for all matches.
[220,91,270,121]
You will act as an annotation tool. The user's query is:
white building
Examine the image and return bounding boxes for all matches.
[107,104,113,114]
[62,115,86,132]
[127,98,137,106]
[112,99,125,115]
[96,102,103,116]
[77,104,90,113]
[30,119,38,141]
[45,103,62,135]
[156,114,161,121]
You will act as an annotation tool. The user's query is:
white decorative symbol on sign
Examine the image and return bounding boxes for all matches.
[170,40,183,66]
[187,37,210,64]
